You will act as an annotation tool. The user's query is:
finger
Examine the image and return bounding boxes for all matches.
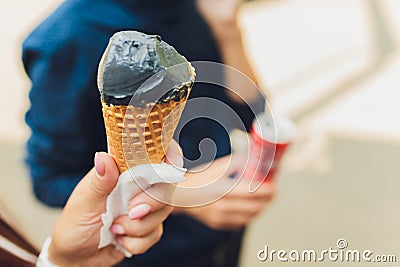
[222,198,268,216]
[209,196,269,222]
[128,183,175,220]
[228,180,276,199]
[213,204,260,230]
[112,206,173,237]
[249,183,277,200]
[90,152,120,199]
[118,225,163,255]
[164,139,183,168]
[70,152,120,214]
[208,212,249,231]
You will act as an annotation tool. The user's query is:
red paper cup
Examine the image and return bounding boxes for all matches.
[244,113,296,184]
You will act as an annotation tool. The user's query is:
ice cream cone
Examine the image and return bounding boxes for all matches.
[98,31,195,172]
[102,85,191,173]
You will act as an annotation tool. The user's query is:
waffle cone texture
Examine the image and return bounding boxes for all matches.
[102,94,189,173]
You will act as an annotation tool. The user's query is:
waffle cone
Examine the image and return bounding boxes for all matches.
[102,96,188,173]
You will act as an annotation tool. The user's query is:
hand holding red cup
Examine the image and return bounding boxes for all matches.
[243,113,296,187]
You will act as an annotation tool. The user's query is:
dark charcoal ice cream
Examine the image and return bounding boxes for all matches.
[98,31,195,106]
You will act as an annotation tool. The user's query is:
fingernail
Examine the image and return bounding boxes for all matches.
[110,224,125,235]
[128,204,151,220]
[116,237,123,245]
[94,152,105,176]
[176,155,184,168]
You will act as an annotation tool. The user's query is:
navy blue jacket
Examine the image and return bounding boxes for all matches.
[23,0,261,266]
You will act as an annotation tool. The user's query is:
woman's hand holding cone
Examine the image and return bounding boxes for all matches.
[47,141,182,266]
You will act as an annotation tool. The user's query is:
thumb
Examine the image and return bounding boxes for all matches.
[88,152,120,202]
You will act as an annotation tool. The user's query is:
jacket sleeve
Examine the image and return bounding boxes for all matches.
[22,32,106,207]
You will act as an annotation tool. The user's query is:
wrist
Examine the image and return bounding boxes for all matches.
[37,237,61,267]
[47,239,67,267]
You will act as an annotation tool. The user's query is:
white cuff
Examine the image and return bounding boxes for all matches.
[36,237,58,267]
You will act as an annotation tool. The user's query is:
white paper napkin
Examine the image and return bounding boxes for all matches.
[98,162,186,257]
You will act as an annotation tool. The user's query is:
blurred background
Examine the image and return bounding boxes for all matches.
[1,0,399,266]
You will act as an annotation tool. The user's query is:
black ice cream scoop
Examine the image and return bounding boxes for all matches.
[97,31,195,106]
